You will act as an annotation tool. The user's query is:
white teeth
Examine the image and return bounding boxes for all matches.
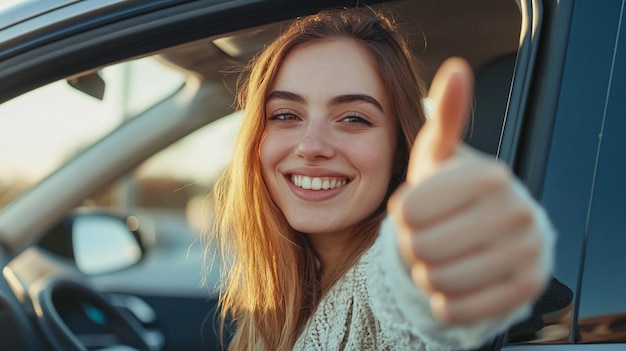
[290,175,348,191]
[301,176,312,189]
[322,179,330,190]
[311,177,322,190]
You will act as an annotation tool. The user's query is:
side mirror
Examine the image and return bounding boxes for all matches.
[39,211,144,274]
[72,214,143,274]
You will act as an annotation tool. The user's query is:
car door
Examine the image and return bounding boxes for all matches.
[501,0,626,350]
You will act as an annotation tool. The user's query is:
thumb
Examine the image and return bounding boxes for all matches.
[407,57,474,185]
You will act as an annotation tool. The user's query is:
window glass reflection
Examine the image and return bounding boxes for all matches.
[577,11,626,341]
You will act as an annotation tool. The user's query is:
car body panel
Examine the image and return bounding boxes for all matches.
[502,0,626,349]
[0,0,79,31]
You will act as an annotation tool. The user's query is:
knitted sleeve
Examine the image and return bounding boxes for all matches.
[368,182,556,350]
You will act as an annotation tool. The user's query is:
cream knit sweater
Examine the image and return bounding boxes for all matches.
[294,214,554,350]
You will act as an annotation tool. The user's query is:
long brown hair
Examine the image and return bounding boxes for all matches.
[210,8,427,350]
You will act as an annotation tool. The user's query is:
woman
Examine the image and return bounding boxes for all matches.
[210,8,554,351]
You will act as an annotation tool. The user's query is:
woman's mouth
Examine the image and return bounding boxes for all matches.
[290,175,349,190]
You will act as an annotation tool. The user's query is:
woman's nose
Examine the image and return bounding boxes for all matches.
[294,123,335,160]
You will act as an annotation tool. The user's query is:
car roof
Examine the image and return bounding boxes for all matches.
[0,0,79,31]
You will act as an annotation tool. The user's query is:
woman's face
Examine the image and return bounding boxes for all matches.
[260,38,397,244]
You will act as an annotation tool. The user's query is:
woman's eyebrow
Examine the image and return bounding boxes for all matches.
[267,90,305,103]
[266,91,383,113]
[329,94,384,113]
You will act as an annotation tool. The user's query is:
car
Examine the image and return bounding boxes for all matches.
[0,0,624,350]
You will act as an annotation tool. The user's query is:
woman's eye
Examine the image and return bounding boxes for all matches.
[269,112,298,121]
[341,115,372,126]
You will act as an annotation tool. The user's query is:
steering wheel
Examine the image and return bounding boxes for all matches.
[1,244,153,351]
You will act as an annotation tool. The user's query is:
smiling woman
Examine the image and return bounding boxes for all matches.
[210,7,554,351]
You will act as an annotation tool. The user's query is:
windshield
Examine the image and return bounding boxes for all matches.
[0,56,185,208]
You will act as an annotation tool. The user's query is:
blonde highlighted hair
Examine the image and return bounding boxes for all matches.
[210,8,427,350]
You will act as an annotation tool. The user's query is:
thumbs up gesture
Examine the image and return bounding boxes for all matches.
[388,58,552,325]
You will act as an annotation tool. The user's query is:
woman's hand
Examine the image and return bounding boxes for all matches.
[388,58,552,325]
